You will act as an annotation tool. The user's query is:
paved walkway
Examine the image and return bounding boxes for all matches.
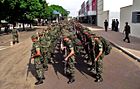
[83,24,140,62]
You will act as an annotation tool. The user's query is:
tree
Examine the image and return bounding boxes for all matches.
[49,5,70,17]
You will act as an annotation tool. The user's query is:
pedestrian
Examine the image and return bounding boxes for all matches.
[123,22,131,43]
[12,23,19,44]
[31,35,45,85]
[115,19,119,32]
[111,19,115,31]
[61,32,75,84]
[104,20,108,32]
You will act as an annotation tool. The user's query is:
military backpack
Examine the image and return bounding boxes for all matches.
[99,36,112,55]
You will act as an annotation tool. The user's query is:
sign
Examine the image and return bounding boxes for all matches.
[92,0,96,11]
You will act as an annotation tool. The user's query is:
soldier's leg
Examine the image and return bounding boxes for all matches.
[89,51,96,72]
[47,49,53,64]
[84,45,90,62]
[43,52,48,71]
[13,36,16,44]
[67,57,75,84]
[16,35,19,43]
[34,57,44,85]
[95,57,103,82]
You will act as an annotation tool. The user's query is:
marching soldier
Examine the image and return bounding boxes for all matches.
[31,35,45,85]
[38,32,48,71]
[92,35,104,82]
[61,32,76,84]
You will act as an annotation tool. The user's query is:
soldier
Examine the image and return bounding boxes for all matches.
[44,28,53,64]
[91,35,104,82]
[12,24,19,44]
[31,35,45,85]
[123,22,131,43]
[61,32,75,84]
[38,32,48,71]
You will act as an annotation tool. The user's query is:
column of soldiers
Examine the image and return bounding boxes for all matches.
[30,20,109,85]
[31,23,61,85]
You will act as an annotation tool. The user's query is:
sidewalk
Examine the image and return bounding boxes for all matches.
[83,24,140,62]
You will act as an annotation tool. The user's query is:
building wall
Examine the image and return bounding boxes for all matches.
[120,0,140,38]
[109,12,120,28]
[97,0,109,27]
[120,6,132,32]
[131,0,140,38]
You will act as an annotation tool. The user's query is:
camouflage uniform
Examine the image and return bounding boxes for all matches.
[63,37,75,83]
[39,33,48,70]
[94,38,104,82]
[31,35,44,85]
[12,28,19,44]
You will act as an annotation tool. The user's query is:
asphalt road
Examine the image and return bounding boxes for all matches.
[0,26,139,89]
[35,47,140,89]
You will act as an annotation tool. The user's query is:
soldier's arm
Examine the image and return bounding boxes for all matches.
[95,41,103,61]
[60,41,66,50]
[65,47,74,61]
[32,48,41,58]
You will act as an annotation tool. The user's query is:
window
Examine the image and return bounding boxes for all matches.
[132,12,140,23]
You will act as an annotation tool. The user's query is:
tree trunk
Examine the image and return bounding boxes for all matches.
[0,21,1,32]
[22,23,25,31]
[30,23,32,28]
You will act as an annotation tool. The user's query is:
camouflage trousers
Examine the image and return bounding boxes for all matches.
[41,52,48,69]
[75,46,83,55]
[66,56,75,78]
[40,47,48,68]
[34,57,44,79]
[13,35,19,43]
[93,54,104,75]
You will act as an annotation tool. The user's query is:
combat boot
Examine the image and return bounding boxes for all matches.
[67,74,75,84]
[35,78,43,85]
[42,76,45,80]
[67,77,75,84]
[43,65,48,71]
[95,77,103,82]
[95,74,103,82]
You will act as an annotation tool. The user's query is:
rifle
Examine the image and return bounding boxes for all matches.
[26,49,34,81]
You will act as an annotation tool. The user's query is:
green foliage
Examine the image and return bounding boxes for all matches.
[49,5,69,16]
[0,0,70,24]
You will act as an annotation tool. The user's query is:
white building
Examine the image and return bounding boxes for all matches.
[120,0,140,38]
[97,0,109,27]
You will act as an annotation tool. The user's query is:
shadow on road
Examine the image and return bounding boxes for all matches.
[52,50,69,80]
[75,55,96,79]
[52,42,96,80]
[26,57,38,81]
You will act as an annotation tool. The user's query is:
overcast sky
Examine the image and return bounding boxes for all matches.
[47,0,133,17]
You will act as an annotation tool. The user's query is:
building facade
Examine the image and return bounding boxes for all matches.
[78,0,109,27]
[120,0,140,38]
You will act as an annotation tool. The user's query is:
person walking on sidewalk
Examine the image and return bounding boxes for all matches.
[123,22,131,43]
[104,20,108,32]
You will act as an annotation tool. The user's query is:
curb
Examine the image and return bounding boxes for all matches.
[110,41,140,62]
